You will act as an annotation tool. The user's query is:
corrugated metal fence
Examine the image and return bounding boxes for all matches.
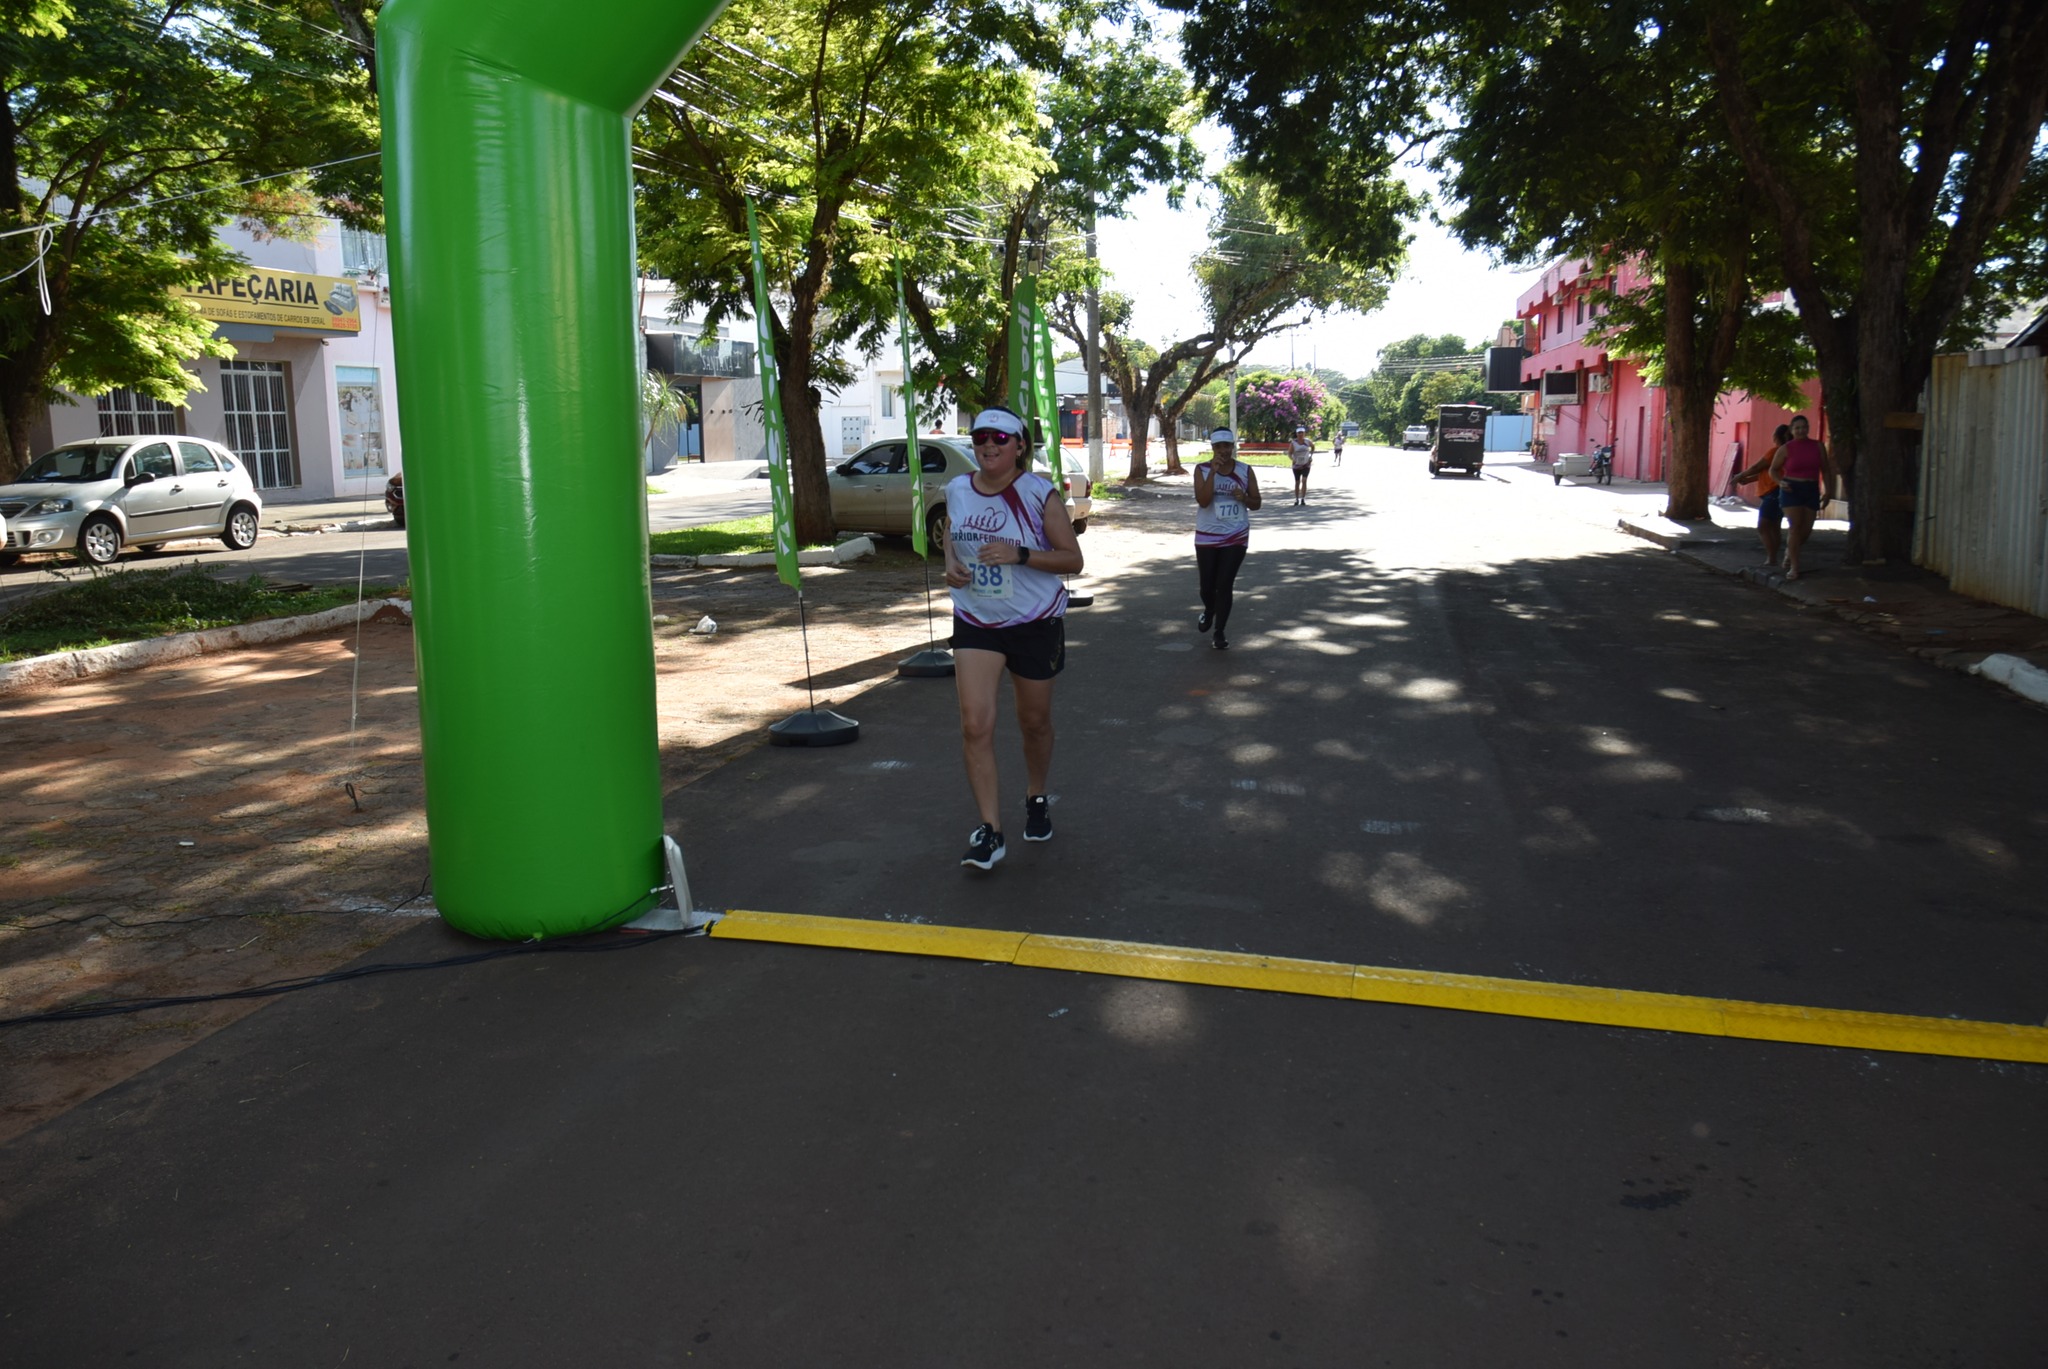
[1916,349,2048,617]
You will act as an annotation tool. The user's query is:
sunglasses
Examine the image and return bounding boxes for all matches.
[970,429,1019,446]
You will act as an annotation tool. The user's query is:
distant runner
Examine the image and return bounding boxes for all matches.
[1289,426,1314,506]
[1193,426,1261,651]
[943,405,1085,871]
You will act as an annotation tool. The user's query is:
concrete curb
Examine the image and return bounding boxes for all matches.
[0,597,413,696]
[1617,514,1745,550]
[654,536,876,571]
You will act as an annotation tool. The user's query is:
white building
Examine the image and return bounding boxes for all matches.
[37,217,399,505]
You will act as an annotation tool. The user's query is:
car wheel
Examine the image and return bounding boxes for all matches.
[1072,517,1088,534]
[390,511,405,529]
[924,503,947,556]
[77,514,124,565]
[0,551,20,568]
[222,503,260,551]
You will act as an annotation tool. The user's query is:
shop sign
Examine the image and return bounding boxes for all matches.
[177,265,362,333]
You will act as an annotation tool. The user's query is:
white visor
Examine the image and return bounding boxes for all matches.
[1293,426,1306,433]
[1208,427,1237,445]
[968,409,1028,438]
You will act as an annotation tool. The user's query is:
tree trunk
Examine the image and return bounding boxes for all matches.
[769,308,835,547]
[1124,399,1151,481]
[1160,426,1183,473]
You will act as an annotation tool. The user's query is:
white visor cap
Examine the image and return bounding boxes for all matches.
[1208,427,1238,445]
[968,409,1028,438]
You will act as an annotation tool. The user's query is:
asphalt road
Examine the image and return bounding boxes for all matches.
[2,445,2043,1365]
[0,478,770,611]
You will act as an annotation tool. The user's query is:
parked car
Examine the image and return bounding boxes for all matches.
[827,437,1092,550]
[385,471,404,528]
[0,435,263,566]
[1401,423,1432,449]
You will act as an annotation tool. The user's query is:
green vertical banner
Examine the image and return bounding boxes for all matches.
[1008,271,1036,439]
[894,258,928,558]
[746,201,802,591]
[1033,303,1064,490]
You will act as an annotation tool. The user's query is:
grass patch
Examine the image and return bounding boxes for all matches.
[0,567,401,663]
[649,515,835,557]
[1237,451,1297,468]
[1089,480,1128,500]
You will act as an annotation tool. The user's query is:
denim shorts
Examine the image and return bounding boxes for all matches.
[1757,488,1783,527]
[1779,478,1821,511]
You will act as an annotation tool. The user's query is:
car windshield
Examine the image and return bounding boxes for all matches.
[20,444,126,483]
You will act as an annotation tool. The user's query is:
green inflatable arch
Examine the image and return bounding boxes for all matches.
[378,0,729,939]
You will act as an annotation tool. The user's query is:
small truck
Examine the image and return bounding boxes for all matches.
[1428,403,1490,477]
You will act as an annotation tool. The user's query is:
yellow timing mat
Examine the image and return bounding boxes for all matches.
[708,909,2048,1065]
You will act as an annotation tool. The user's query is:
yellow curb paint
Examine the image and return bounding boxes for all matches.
[706,910,2048,1065]
[712,909,1027,963]
[1015,935,1355,999]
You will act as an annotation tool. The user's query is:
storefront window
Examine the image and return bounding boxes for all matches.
[335,366,387,477]
[97,387,185,437]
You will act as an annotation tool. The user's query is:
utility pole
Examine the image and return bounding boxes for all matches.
[1085,204,1104,485]
[1228,363,1238,436]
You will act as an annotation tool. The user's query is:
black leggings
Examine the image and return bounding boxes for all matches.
[1196,543,1248,632]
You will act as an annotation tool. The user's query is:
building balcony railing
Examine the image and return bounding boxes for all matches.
[645,333,755,379]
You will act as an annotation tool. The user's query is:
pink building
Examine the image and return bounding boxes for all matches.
[1515,258,1825,499]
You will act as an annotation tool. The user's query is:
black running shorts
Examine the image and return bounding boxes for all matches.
[951,614,1067,680]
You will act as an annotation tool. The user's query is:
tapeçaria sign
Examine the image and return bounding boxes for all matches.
[177,265,363,334]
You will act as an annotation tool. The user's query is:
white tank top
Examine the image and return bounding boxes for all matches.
[946,471,1068,627]
[1194,462,1252,547]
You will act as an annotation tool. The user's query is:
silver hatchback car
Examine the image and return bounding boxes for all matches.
[827,436,1092,550]
[0,436,263,566]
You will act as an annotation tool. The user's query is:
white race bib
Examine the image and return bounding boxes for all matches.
[968,560,1013,600]
[1216,500,1247,524]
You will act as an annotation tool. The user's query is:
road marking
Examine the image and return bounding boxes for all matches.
[706,910,2048,1064]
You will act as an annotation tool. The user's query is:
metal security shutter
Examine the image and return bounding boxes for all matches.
[220,359,300,489]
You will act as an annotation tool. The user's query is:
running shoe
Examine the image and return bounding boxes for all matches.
[1024,795,1053,842]
[1212,632,1230,650]
[961,823,1005,870]
[1197,611,1212,634]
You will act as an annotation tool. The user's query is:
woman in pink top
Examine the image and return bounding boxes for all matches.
[1767,414,1837,580]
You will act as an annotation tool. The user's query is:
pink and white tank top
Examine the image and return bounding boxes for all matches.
[1194,462,1252,547]
[946,471,1068,627]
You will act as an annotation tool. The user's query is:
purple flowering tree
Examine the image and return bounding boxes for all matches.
[1236,374,1339,441]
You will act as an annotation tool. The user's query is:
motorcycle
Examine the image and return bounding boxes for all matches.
[1589,443,1614,485]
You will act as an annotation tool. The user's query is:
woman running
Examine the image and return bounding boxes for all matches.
[1288,425,1314,505]
[1193,426,1260,650]
[943,405,1085,871]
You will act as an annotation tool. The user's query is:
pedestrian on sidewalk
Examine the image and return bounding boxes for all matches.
[1731,423,1790,569]
[1289,426,1314,505]
[1193,426,1261,651]
[942,405,1085,871]
[1768,414,1838,581]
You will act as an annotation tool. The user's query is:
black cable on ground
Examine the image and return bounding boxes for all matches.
[0,924,695,1030]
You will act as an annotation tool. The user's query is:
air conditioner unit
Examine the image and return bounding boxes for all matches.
[1539,370,1583,404]
[1587,372,1611,393]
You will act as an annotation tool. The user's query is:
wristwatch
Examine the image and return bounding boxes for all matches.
[1017,545,1031,566]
